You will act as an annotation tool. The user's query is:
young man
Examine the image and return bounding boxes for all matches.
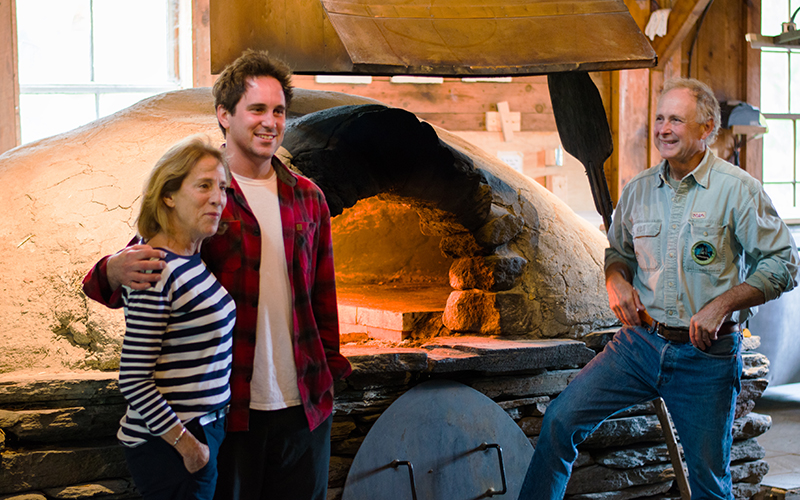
[517,78,799,500]
[83,50,351,500]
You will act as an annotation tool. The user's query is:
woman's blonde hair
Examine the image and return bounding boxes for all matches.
[137,136,229,240]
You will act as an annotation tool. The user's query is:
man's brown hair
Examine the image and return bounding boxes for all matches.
[212,49,293,137]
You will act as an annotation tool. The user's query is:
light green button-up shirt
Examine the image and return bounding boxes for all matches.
[605,149,799,327]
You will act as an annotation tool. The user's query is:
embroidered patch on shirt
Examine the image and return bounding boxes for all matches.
[691,241,716,265]
[691,212,706,219]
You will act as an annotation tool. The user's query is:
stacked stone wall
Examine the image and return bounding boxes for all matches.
[0,336,771,500]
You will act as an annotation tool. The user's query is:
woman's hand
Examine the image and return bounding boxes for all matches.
[162,424,210,474]
[177,434,210,474]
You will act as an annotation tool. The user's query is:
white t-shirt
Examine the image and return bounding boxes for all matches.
[232,171,301,410]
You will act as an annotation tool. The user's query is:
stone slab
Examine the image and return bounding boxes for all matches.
[470,369,581,399]
[567,480,673,500]
[498,395,550,419]
[731,459,770,484]
[566,463,674,495]
[341,347,429,374]
[0,443,129,495]
[0,373,122,407]
[42,479,138,499]
[733,413,772,440]
[742,352,770,379]
[424,336,595,373]
[592,437,765,470]
[732,482,761,500]
[0,405,126,443]
[582,415,664,448]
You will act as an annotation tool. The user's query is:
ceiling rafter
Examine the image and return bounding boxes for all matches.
[651,0,714,68]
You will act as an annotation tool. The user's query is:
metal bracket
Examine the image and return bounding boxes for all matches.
[479,442,508,497]
[390,460,418,500]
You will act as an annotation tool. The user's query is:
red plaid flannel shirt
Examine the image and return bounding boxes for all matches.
[83,157,351,432]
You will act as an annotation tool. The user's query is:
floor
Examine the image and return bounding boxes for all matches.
[753,383,800,493]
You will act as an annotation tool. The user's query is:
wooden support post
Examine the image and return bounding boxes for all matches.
[611,69,650,203]
[742,0,762,181]
[653,398,692,500]
[0,0,20,154]
[192,0,214,86]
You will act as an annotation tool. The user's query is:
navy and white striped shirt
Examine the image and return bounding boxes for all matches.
[118,251,235,447]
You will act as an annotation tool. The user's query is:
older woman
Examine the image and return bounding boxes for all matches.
[118,136,235,500]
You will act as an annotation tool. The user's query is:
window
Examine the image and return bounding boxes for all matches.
[16,0,192,145]
[760,0,800,219]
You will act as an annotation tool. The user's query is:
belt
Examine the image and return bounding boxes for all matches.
[640,314,739,344]
[198,405,229,426]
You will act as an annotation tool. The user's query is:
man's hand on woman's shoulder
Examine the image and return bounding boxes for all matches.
[108,244,166,290]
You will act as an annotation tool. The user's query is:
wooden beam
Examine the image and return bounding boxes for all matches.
[611,69,651,203]
[0,0,19,153]
[742,0,761,181]
[649,52,683,167]
[192,0,214,86]
[652,0,714,69]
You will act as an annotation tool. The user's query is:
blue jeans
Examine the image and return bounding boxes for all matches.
[517,325,742,500]
[124,416,226,500]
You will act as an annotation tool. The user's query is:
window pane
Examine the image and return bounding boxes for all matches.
[93,0,172,84]
[764,183,795,214]
[762,51,790,114]
[20,94,97,144]
[762,0,789,36]
[792,52,800,114]
[98,93,156,117]
[763,119,795,182]
[16,0,91,84]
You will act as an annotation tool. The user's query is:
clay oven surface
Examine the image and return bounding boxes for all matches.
[0,87,615,375]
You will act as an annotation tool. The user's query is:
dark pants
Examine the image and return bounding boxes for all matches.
[124,416,226,500]
[214,407,332,500]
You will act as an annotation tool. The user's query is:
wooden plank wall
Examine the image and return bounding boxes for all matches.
[291,75,557,133]
[0,0,19,155]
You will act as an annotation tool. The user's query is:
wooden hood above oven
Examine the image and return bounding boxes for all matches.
[209,0,656,76]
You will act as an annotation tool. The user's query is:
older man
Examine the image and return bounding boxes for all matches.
[517,78,799,500]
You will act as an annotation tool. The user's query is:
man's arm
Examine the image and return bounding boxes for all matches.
[605,261,645,327]
[82,243,166,307]
[690,283,764,350]
[689,182,796,350]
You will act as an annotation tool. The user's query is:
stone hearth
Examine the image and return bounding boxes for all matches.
[0,336,772,500]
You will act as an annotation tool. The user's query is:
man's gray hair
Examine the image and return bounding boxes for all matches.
[661,78,721,145]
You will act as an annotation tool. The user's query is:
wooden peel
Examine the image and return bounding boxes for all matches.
[547,72,614,230]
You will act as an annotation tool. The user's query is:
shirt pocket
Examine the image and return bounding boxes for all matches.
[294,221,318,274]
[632,221,663,271]
[683,222,727,275]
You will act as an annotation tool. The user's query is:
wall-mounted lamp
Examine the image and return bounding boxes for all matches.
[746,6,800,49]
[720,101,768,167]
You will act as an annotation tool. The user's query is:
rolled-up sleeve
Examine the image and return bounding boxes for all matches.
[739,189,799,302]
